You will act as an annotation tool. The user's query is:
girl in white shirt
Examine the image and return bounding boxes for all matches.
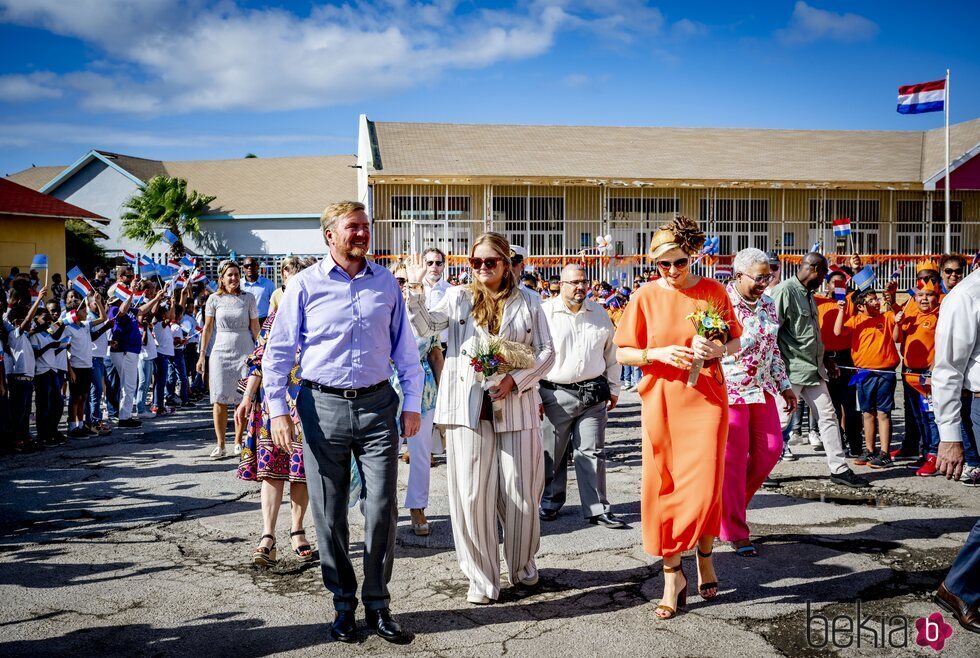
[152,305,175,414]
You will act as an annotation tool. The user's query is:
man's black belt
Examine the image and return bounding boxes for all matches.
[540,377,603,391]
[301,379,388,399]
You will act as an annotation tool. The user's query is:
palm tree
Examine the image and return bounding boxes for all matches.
[120,176,216,257]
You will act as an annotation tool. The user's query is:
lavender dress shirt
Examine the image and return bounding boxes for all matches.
[263,254,424,418]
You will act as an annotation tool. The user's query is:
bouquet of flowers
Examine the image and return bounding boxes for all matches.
[685,302,731,387]
[470,334,536,424]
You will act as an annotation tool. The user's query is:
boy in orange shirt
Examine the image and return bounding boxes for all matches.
[816,269,862,457]
[833,288,901,468]
[893,280,941,476]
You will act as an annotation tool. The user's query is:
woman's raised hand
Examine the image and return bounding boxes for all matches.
[405,253,427,284]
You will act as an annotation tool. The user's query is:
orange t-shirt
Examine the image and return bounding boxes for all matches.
[815,294,852,352]
[897,307,939,370]
[844,311,900,370]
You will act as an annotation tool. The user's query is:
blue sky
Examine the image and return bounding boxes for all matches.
[1,1,977,177]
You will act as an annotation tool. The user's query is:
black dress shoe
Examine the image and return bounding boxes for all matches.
[539,508,559,522]
[365,608,409,644]
[588,513,629,529]
[935,582,980,634]
[330,610,358,643]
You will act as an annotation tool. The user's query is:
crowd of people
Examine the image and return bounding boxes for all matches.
[2,203,978,640]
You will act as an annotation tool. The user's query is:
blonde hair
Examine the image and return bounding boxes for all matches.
[216,260,242,295]
[320,201,366,234]
[468,232,517,334]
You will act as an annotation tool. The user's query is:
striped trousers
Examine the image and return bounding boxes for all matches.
[445,421,544,602]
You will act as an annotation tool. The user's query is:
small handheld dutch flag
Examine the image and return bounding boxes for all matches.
[191,270,207,284]
[121,250,138,265]
[31,254,48,270]
[833,282,848,302]
[61,309,80,326]
[810,241,822,253]
[713,265,733,280]
[67,266,95,296]
[161,229,180,246]
[112,283,141,304]
[832,218,852,237]
[852,266,877,292]
[179,255,196,270]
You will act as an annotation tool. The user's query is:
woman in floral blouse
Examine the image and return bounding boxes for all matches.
[720,248,798,557]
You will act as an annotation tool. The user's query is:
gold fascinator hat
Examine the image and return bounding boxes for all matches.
[648,216,706,261]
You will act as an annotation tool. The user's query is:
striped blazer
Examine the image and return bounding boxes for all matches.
[408,285,555,432]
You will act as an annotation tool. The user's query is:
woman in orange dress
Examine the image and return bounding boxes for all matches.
[614,216,742,620]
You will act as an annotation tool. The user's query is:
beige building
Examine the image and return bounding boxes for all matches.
[357,115,980,281]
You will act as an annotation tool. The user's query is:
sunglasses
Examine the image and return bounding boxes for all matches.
[944,268,963,275]
[426,260,444,267]
[243,262,258,268]
[656,258,690,270]
[469,257,501,270]
[917,275,940,282]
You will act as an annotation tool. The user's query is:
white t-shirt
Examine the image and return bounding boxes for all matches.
[67,320,94,369]
[3,320,35,376]
[171,321,186,350]
[31,331,58,375]
[140,325,158,360]
[90,313,110,359]
[153,320,174,357]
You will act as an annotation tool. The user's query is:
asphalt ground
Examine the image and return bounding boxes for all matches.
[0,389,978,657]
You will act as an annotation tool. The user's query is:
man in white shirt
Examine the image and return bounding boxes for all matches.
[539,263,627,529]
[421,247,451,347]
[932,267,980,632]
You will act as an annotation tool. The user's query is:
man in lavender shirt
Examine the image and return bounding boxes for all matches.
[265,201,423,644]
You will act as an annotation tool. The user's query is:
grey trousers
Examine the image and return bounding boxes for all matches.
[295,383,400,612]
[540,386,610,518]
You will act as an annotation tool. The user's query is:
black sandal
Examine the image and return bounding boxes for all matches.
[291,530,317,562]
[253,533,277,567]
[696,548,718,599]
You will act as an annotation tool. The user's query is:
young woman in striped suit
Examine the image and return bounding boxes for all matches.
[405,233,555,605]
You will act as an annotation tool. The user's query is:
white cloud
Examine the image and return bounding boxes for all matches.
[0,72,62,101]
[0,1,690,113]
[0,121,350,150]
[563,73,591,88]
[776,1,878,45]
[670,18,708,39]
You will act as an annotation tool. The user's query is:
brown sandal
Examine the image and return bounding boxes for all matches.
[253,533,277,567]
[697,548,718,599]
[655,563,688,619]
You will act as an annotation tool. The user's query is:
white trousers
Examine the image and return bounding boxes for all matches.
[400,410,435,509]
[777,381,849,475]
[110,351,139,421]
[444,421,544,601]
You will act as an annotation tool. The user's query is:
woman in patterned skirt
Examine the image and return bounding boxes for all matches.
[235,257,316,566]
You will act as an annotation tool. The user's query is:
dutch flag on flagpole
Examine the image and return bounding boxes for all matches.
[833,218,852,237]
[897,79,945,114]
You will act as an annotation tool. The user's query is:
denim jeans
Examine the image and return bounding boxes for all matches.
[168,348,189,404]
[906,387,941,456]
[154,354,172,410]
[87,357,106,425]
[136,356,155,415]
[104,355,120,418]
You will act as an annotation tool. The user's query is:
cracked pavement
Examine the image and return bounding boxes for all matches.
[1,391,978,656]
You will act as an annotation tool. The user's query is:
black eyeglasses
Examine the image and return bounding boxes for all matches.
[426,260,444,267]
[469,257,501,270]
[738,273,775,284]
[944,268,963,275]
[656,258,690,270]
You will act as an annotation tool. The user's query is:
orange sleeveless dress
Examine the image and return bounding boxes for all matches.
[614,278,742,556]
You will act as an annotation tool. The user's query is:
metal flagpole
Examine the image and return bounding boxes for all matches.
[944,68,951,254]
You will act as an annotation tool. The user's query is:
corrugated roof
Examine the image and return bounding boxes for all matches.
[7,152,359,216]
[0,178,108,222]
[370,119,980,185]
[4,165,65,191]
[161,155,357,216]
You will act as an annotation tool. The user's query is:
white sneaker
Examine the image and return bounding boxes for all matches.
[808,431,821,446]
[209,446,227,459]
[961,465,980,487]
[788,431,803,445]
[780,444,797,462]
[234,444,243,456]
